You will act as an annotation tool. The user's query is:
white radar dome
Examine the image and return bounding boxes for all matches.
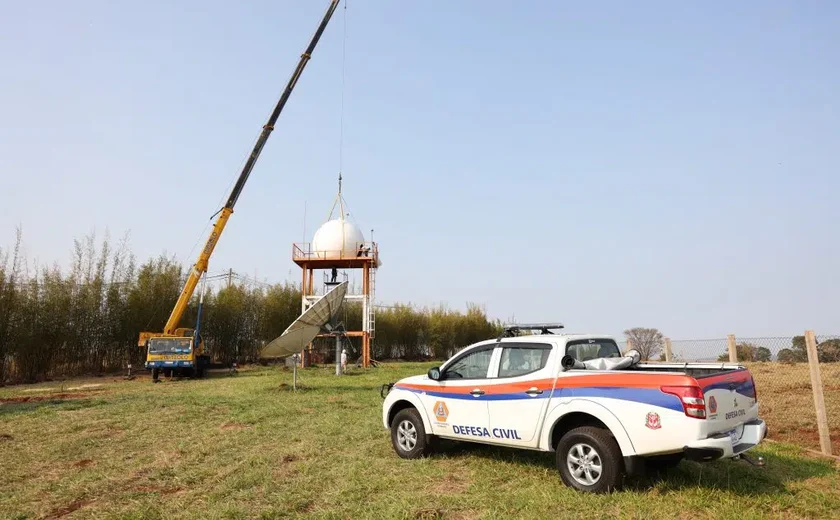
[312,219,365,259]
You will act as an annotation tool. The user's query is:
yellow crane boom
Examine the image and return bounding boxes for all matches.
[138,1,342,376]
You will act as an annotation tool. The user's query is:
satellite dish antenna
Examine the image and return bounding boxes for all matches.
[260,281,348,358]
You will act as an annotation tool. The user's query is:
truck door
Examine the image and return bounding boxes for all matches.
[486,342,555,447]
[423,345,496,442]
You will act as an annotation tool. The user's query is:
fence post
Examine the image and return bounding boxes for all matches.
[664,337,673,362]
[727,334,737,363]
[805,330,833,456]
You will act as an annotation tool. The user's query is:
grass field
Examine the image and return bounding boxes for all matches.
[747,362,840,450]
[1,363,839,520]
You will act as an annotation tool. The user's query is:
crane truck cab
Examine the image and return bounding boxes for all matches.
[141,328,209,382]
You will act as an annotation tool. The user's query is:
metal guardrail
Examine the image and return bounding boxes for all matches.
[292,242,378,261]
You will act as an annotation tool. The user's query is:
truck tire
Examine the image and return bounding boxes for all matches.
[556,426,623,493]
[390,408,431,459]
[151,368,160,383]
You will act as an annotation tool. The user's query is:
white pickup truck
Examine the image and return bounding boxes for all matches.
[380,326,767,493]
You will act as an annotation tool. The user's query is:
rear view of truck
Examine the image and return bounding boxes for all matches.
[686,368,765,461]
[627,361,766,463]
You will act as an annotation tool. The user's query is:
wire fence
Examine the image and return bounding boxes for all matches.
[650,334,839,455]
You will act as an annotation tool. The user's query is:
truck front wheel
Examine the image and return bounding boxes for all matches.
[556,426,623,493]
[390,408,431,460]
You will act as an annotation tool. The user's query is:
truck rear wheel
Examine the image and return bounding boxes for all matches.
[556,426,623,493]
[390,408,431,459]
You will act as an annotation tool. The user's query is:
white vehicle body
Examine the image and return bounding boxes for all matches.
[382,334,767,478]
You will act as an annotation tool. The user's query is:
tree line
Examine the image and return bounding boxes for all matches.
[0,233,501,383]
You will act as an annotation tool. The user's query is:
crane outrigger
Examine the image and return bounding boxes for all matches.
[138,0,342,382]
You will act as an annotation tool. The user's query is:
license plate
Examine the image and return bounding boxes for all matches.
[728,429,739,443]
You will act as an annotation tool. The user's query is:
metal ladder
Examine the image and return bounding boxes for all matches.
[368,267,376,338]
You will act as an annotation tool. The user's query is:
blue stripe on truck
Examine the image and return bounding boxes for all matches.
[403,386,684,412]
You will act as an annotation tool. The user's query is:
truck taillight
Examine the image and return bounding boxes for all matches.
[751,375,758,403]
[661,385,706,419]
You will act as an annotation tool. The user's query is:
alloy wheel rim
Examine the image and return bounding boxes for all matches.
[566,442,603,486]
[397,420,417,451]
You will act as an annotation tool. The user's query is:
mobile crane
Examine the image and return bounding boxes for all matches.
[138,0,342,382]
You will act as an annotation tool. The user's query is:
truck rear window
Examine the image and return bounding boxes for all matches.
[566,339,621,362]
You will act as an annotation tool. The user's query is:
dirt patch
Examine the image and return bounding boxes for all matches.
[45,498,92,519]
[327,396,342,403]
[0,433,12,441]
[220,422,251,431]
[272,453,301,478]
[414,508,446,520]
[428,473,470,495]
[73,459,94,468]
[134,485,184,495]
[295,500,316,513]
[0,393,89,404]
[92,425,123,438]
[277,382,307,391]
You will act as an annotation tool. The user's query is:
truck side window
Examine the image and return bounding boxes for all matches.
[498,345,551,378]
[442,348,493,379]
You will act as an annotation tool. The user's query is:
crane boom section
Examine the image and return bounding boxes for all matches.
[139,0,341,349]
[227,0,340,210]
[163,207,232,335]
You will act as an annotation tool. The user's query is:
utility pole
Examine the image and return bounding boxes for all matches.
[335,331,342,375]
[228,268,233,288]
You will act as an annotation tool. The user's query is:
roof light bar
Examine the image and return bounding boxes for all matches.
[499,323,565,339]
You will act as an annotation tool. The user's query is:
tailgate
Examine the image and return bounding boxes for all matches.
[698,368,758,439]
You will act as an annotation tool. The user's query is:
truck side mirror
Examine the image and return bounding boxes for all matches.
[428,367,441,381]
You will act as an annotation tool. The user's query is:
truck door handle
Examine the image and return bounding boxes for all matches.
[525,387,543,396]
[470,388,485,397]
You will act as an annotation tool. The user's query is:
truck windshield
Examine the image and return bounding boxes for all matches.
[566,339,621,362]
[148,337,193,354]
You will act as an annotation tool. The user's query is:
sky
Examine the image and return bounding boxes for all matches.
[1,1,838,339]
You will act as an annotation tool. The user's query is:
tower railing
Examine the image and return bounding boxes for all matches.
[292,242,378,262]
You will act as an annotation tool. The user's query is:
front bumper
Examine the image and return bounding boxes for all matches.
[684,418,767,462]
[146,360,193,369]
